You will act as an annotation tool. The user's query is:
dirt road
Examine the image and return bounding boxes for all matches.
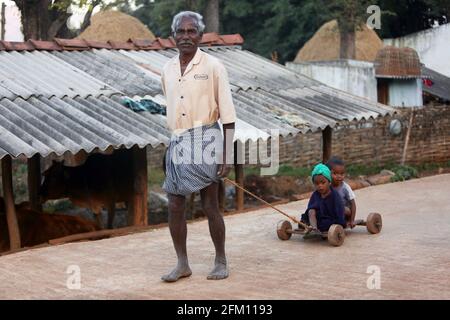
[0,174,449,299]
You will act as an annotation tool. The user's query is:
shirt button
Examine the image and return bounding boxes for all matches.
[181,96,184,99]
[179,79,181,82]
[182,113,186,116]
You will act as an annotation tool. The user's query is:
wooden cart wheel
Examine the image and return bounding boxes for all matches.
[366,212,382,234]
[277,220,292,240]
[327,224,345,246]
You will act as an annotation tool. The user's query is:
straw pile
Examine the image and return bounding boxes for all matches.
[294,20,383,62]
[78,10,155,42]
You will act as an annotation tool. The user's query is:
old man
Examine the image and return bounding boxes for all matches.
[160,11,236,282]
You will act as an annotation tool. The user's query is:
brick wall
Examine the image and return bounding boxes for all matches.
[280,104,450,166]
[147,104,450,170]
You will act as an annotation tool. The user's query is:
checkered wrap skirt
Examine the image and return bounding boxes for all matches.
[162,122,223,196]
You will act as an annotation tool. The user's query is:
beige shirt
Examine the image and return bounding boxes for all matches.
[161,48,236,133]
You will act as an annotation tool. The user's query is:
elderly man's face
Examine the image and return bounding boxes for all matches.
[174,17,202,56]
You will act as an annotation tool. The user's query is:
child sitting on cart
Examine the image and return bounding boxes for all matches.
[300,163,346,238]
[327,156,357,228]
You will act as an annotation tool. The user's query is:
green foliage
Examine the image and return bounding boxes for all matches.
[344,161,401,177]
[43,199,75,214]
[276,164,311,178]
[390,165,419,182]
[132,0,206,37]
[125,0,449,63]
[148,166,166,186]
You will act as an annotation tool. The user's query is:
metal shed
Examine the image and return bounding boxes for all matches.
[0,34,394,249]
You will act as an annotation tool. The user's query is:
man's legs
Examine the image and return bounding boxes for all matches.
[200,182,229,280]
[161,193,192,282]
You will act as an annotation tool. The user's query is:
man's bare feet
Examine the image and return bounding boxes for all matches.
[161,264,192,282]
[207,257,229,280]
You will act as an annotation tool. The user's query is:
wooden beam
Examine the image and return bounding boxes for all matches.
[1,156,21,250]
[128,147,148,226]
[27,154,42,211]
[322,126,333,163]
[48,225,153,246]
[401,109,415,165]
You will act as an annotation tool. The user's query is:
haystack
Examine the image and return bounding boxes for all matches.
[294,20,383,62]
[78,10,155,42]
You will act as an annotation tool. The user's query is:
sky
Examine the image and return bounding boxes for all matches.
[0,0,139,41]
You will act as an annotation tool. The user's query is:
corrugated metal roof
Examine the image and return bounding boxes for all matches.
[0,51,117,99]
[0,35,394,160]
[52,46,393,132]
[422,66,450,102]
[0,94,170,159]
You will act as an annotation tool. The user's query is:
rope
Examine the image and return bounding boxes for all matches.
[223,177,310,229]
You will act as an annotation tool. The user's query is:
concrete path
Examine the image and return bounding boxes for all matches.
[0,174,449,299]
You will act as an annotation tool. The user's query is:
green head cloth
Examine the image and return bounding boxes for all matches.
[311,163,332,182]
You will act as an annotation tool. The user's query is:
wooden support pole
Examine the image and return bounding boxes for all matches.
[322,126,333,163]
[1,3,5,41]
[128,147,148,226]
[27,154,42,211]
[234,164,244,211]
[2,156,21,250]
[401,109,415,166]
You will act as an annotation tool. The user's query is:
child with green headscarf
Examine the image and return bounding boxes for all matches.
[300,163,346,237]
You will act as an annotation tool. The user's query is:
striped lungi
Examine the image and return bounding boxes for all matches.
[162,122,223,196]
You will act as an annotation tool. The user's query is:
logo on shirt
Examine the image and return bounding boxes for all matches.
[194,74,208,80]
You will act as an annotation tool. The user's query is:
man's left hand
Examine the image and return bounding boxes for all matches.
[217,164,232,178]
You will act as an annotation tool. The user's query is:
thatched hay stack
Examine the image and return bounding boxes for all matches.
[78,10,155,42]
[294,20,383,62]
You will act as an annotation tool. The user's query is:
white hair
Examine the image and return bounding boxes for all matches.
[171,11,206,34]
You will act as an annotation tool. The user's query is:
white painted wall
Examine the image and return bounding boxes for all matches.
[286,60,378,102]
[388,79,423,107]
[384,23,450,78]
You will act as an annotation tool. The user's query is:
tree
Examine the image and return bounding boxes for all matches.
[126,0,450,64]
[131,0,206,37]
[13,0,125,40]
[378,0,450,39]
[204,0,220,33]
[327,0,373,59]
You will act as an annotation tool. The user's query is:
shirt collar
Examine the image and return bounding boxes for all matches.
[173,48,203,76]
[173,48,203,66]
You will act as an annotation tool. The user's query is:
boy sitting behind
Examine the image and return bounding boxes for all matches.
[300,163,346,237]
[327,157,357,228]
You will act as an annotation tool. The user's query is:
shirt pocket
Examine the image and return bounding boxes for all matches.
[191,72,211,93]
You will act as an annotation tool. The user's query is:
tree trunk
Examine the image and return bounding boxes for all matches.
[339,30,356,60]
[14,0,49,40]
[13,0,73,40]
[79,0,102,33]
[204,0,220,33]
